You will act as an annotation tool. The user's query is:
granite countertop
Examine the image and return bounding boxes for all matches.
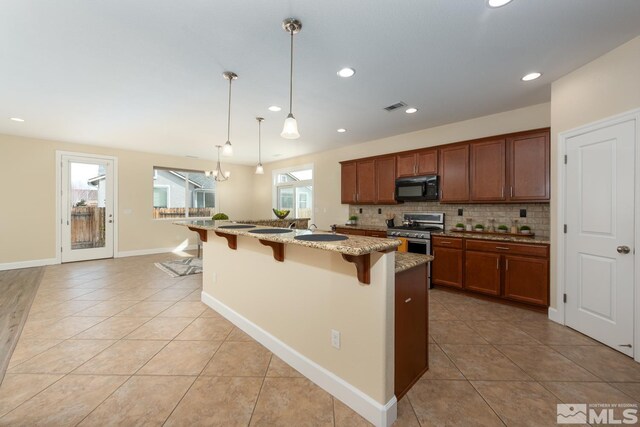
[176,220,401,256]
[235,218,310,224]
[395,252,433,273]
[334,224,388,232]
[435,231,550,245]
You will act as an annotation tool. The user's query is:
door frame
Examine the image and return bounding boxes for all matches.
[555,107,640,363]
[55,151,119,264]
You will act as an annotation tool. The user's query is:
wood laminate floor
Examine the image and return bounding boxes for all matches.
[0,267,44,383]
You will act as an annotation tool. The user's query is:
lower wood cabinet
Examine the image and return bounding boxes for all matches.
[464,251,501,296]
[504,255,549,306]
[395,263,428,398]
[334,227,387,238]
[431,236,464,289]
[431,236,549,307]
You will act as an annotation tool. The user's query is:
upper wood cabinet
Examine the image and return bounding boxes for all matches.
[396,149,438,177]
[340,156,397,205]
[507,132,550,201]
[340,162,357,204]
[375,156,397,204]
[470,139,506,201]
[439,144,470,202]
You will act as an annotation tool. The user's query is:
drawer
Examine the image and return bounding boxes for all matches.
[367,230,388,238]
[465,239,549,257]
[432,236,463,249]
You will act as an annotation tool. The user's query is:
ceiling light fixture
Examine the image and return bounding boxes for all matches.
[337,67,356,78]
[487,0,513,8]
[405,107,418,114]
[521,72,542,81]
[10,117,24,122]
[268,105,282,112]
[281,18,302,139]
[337,128,347,133]
[255,117,265,175]
[211,145,231,181]
[221,71,237,156]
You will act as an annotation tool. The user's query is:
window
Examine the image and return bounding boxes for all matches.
[272,165,313,221]
[152,168,216,219]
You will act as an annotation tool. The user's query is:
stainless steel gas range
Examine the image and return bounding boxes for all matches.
[387,212,445,288]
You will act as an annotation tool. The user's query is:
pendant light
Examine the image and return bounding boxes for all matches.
[281,18,302,139]
[211,145,231,181]
[255,117,265,174]
[222,71,237,156]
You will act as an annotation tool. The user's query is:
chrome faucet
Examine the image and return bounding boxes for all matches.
[308,224,317,231]
[288,222,296,229]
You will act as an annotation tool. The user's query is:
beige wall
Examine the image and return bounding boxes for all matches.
[549,36,640,308]
[253,102,551,229]
[0,133,254,264]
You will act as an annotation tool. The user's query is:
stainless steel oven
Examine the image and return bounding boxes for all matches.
[387,212,444,288]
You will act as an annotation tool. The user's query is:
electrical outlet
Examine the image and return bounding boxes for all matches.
[378,208,382,214]
[331,329,341,349]
[520,209,527,218]
[359,208,363,214]
[458,208,463,216]
[211,272,217,283]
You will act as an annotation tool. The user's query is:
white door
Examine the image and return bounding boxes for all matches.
[565,119,635,357]
[61,155,115,262]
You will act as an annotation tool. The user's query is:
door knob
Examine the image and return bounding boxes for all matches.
[617,245,631,254]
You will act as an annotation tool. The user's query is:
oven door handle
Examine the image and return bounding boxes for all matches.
[406,239,428,244]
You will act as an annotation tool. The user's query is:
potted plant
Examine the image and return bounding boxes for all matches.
[519,225,532,235]
[454,223,465,231]
[497,224,508,233]
[347,215,358,225]
[212,212,229,220]
[474,224,485,232]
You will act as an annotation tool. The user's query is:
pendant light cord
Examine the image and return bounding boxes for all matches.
[227,77,232,141]
[258,120,262,163]
[289,29,294,115]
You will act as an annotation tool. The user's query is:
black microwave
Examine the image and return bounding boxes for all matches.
[395,175,439,202]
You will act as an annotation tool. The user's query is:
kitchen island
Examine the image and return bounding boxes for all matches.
[175,220,431,427]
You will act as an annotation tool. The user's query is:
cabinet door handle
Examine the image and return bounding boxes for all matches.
[496,258,499,269]
[510,187,513,198]
[505,259,509,271]
[405,298,412,303]
[496,246,510,250]
[501,187,504,198]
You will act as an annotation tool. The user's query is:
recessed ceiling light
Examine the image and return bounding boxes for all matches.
[268,106,282,112]
[337,68,356,78]
[487,0,513,8]
[10,117,24,122]
[405,108,418,114]
[521,72,542,81]
[337,128,347,133]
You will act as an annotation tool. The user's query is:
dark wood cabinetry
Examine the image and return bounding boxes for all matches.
[431,236,463,288]
[397,149,438,177]
[439,144,470,202]
[395,263,428,398]
[334,227,387,238]
[375,156,397,203]
[340,162,357,204]
[432,238,550,307]
[356,159,376,204]
[507,131,550,201]
[464,251,501,296]
[470,139,506,201]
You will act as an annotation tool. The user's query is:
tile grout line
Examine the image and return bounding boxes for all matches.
[247,354,273,426]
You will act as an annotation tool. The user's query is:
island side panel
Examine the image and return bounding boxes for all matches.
[201,232,395,406]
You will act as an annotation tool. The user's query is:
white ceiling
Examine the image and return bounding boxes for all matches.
[1,1,640,165]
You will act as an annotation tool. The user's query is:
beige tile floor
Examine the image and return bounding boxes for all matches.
[1,253,639,426]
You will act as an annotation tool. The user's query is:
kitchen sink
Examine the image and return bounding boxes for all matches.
[248,228,293,234]
[294,234,349,242]
[218,224,257,229]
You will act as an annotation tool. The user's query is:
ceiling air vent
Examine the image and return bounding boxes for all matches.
[383,101,407,112]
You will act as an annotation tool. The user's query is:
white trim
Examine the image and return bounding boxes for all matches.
[556,107,640,362]
[0,258,58,271]
[116,244,198,258]
[547,307,562,324]
[56,151,119,263]
[201,290,397,427]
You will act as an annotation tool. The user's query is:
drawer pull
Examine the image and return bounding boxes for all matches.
[440,241,452,244]
[405,298,412,303]
[496,246,510,250]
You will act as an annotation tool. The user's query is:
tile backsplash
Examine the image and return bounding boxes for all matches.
[349,202,550,238]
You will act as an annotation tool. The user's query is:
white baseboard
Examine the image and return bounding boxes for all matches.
[116,244,198,258]
[201,291,397,427]
[0,258,58,271]
[548,307,563,325]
